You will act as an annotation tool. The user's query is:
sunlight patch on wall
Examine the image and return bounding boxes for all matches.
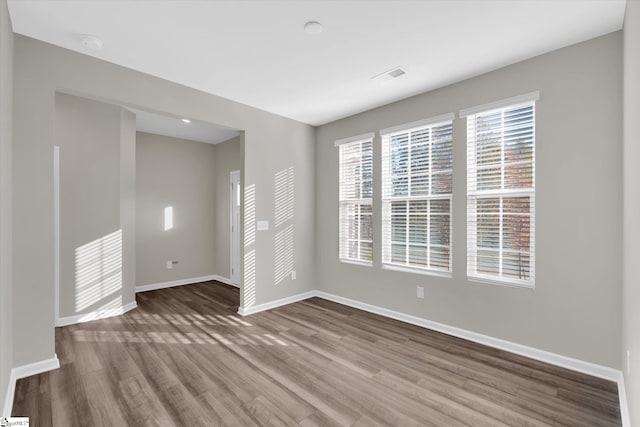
[274,166,294,227]
[244,249,256,308]
[75,229,123,312]
[164,206,173,231]
[244,184,256,247]
[274,166,295,285]
[274,224,294,285]
[73,295,123,323]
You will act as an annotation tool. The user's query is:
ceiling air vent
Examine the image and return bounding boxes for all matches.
[372,66,407,80]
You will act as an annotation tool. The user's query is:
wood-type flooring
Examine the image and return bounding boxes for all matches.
[12,281,622,426]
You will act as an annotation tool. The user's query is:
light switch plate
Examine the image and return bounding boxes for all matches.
[257,220,269,231]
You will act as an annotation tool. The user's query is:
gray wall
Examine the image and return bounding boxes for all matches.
[12,35,315,366]
[136,132,217,286]
[316,32,622,368]
[120,109,137,313]
[214,136,241,279]
[0,0,12,415]
[623,0,640,422]
[55,93,136,319]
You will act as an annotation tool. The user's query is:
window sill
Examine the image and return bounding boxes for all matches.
[339,258,372,267]
[467,275,535,290]
[382,263,452,278]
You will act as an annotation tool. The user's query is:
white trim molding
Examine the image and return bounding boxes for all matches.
[3,355,60,417]
[53,145,60,325]
[379,112,455,136]
[313,291,620,382]
[229,169,242,286]
[334,132,375,147]
[212,275,240,288]
[618,372,631,427]
[12,355,60,381]
[238,290,316,316]
[459,91,540,118]
[56,301,138,327]
[136,274,220,293]
[237,288,627,420]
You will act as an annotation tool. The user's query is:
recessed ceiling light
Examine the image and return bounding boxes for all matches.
[181,118,191,123]
[304,21,323,35]
[79,34,103,51]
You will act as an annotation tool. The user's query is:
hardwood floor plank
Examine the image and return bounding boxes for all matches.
[80,370,129,427]
[11,375,53,427]
[11,281,622,426]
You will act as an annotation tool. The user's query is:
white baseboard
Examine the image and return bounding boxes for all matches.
[212,275,240,288]
[3,354,60,417]
[313,291,621,383]
[237,288,628,420]
[17,283,627,424]
[617,372,631,427]
[12,355,60,381]
[238,290,316,316]
[314,291,631,425]
[136,274,236,293]
[56,301,138,327]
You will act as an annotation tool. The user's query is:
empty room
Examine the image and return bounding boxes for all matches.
[0,0,638,426]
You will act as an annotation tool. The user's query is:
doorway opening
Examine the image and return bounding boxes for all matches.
[52,92,245,327]
[230,170,241,285]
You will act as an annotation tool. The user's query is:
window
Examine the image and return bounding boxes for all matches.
[463,92,537,287]
[337,133,374,264]
[381,114,454,274]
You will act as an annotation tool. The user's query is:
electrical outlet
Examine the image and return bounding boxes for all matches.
[417,286,424,299]
[166,260,178,269]
[291,270,296,280]
[627,350,631,375]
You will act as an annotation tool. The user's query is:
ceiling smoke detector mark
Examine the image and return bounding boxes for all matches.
[79,34,103,50]
[372,66,407,81]
[304,21,323,35]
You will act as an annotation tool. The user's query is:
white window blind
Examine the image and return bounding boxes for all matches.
[381,117,453,274]
[338,136,373,264]
[466,99,536,287]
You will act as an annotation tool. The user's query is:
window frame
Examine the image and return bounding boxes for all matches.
[337,133,375,266]
[463,93,538,288]
[380,114,454,277]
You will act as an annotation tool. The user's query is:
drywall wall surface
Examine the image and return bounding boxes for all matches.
[316,32,622,368]
[120,109,136,307]
[13,41,54,366]
[623,0,640,423]
[0,0,12,415]
[136,132,216,286]
[13,35,315,364]
[245,122,316,308]
[55,93,136,319]
[238,132,246,309]
[214,136,241,280]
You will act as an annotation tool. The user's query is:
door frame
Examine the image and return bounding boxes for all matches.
[53,145,60,325]
[229,170,241,285]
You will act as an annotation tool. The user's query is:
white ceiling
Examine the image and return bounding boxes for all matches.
[7,1,626,126]
[128,107,240,145]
